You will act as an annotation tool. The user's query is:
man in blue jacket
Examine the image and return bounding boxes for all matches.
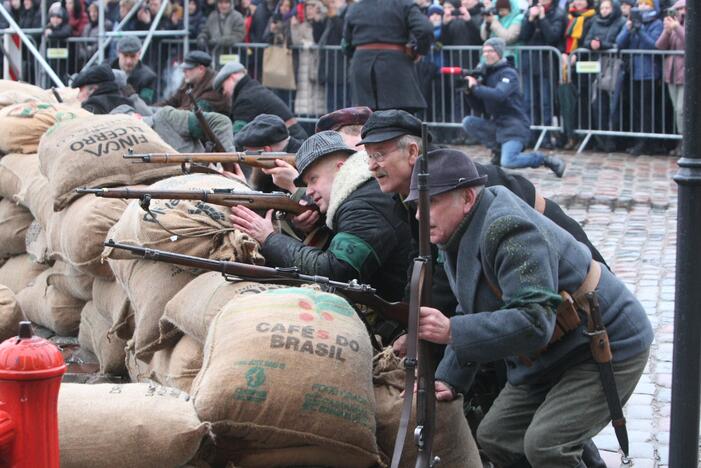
[462,37,567,177]
[410,149,653,467]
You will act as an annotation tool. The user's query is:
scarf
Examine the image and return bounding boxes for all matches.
[565,7,595,52]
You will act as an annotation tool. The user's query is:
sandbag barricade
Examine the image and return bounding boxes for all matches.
[58,383,209,468]
[0,153,41,199]
[0,253,48,293]
[25,220,51,264]
[103,173,263,265]
[0,285,25,342]
[92,277,134,342]
[0,102,91,154]
[15,172,53,228]
[38,114,183,210]
[191,287,383,467]
[160,272,287,347]
[373,347,482,467]
[16,268,85,336]
[0,198,32,258]
[47,260,95,302]
[78,301,127,376]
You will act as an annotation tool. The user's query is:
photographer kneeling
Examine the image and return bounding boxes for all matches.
[462,37,566,177]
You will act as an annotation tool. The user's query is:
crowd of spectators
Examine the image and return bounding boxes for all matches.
[0,0,686,153]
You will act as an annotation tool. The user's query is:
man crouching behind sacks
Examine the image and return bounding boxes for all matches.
[410,149,653,467]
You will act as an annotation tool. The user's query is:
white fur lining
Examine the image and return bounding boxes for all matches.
[326,150,372,230]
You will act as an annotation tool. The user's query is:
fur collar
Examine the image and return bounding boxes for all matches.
[326,150,372,229]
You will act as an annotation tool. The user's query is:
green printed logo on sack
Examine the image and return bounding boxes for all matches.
[232,360,285,404]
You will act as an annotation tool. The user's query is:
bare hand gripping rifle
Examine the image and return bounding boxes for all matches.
[104,240,411,329]
[392,124,439,468]
[76,187,318,217]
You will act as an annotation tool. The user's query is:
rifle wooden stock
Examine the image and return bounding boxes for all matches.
[103,240,409,326]
[77,187,316,215]
[124,151,297,169]
[186,88,226,153]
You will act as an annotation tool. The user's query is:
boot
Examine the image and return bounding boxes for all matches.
[490,149,501,166]
[543,155,566,178]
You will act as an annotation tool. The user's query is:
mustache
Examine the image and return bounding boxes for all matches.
[372,169,388,178]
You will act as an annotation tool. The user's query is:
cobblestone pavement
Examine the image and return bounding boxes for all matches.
[463,146,680,468]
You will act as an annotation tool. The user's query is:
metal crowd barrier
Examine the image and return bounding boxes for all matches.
[568,47,683,153]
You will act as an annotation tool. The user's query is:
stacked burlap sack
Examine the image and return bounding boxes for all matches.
[0,80,79,111]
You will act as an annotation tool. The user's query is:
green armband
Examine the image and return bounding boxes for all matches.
[328,232,380,274]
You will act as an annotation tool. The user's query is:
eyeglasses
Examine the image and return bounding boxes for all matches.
[367,144,400,163]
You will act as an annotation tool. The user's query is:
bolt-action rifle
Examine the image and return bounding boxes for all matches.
[391,123,439,468]
[104,240,411,328]
[76,187,317,217]
[186,87,226,153]
[123,148,297,170]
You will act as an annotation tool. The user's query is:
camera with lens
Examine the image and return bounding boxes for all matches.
[483,6,497,15]
[630,7,644,30]
[665,7,677,18]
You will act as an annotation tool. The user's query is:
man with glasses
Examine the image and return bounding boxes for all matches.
[462,37,567,177]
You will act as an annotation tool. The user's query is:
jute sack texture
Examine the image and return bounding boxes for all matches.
[25,220,51,264]
[372,347,482,467]
[191,287,382,468]
[0,285,26,342]
[47,260,94,302]
[58,383,209,468]
[37,114,182,210]
[77,301,127,376]
[92,277,134,341]
[0,102,90,154]
[160,272,287,347]
[0,254,48,293]
[0,198,33,258]
[107,258,197,360]
[103,173,263,265]
[15,173,53,229]
[0,154,41,200]
[141,334,204,394]
[16,268,85,336]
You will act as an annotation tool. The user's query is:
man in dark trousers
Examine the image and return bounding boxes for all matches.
[111,36,158,105]
[72,63,133,114]
[410,149,652,467]
[214,61,308,140]
[157,50,229,114]
[342,0,433,113]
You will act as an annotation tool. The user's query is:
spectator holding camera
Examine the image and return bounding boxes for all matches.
[44,3,72,40]
[462,37,567,177]
[616,0,662,155]
[442,0,483,48]
[656,0,685,156]
[518,0,566,147]
[480,0,523,45]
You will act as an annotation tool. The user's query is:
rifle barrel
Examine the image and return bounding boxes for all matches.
[122,152,297,169]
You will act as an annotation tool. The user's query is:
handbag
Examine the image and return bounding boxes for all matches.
[597,55,624,93]
[262,44,297,91]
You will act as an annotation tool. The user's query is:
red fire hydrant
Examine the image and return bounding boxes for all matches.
[0,321,66,467]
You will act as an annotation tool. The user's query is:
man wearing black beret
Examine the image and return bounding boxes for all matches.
[157,50,229,114]
[72,63,133,114]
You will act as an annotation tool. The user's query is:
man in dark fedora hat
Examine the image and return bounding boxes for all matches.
[409,148,652,468]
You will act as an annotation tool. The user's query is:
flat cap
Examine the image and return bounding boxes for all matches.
[117,35,142,54]
[294,131,355,185]
[234,114,289,148]
[214,61,246,91]
[71,63,115,88]
[405,149,487,202]
[357,109,431,145]
[315,106,373,133]
[183,50,212,69]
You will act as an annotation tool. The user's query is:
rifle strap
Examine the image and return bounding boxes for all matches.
[390,259,426,468]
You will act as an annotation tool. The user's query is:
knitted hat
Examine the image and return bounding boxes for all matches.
[484,37,506,58]
[428,4,444,15]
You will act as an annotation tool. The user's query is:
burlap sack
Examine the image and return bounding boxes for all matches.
[192,288,382,467]
[47,261,94,302]
[372,347,482,467]
[58,383,209,468]
[108,258,197,359]
[0,285,25,342]
[16,269,85,336]
[0,102,91,154]
[15,173,53,230]
[38,114,183,210]
[160,272,287,347]
[0,80,48,99]
[0,90,39,109]
[0,198,33,258]
[0,253,48,293]
[25,220,52,264]
[0,153,41,199]
[78,301,127,376]
[103,174,263,265]
[92,277,134,341]
[49,193,130,277]
[145,335,204,394]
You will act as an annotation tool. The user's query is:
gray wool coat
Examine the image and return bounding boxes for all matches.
[435,186,653,392]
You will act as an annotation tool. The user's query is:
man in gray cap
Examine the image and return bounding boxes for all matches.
[230,130,412,315]
[214,61,307,140]
[72,63,133,114]
[410,148,652,468]
[461,37,566,177]
[111,35,158,104]
[197,0,245,51]
[157,50,229,114]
